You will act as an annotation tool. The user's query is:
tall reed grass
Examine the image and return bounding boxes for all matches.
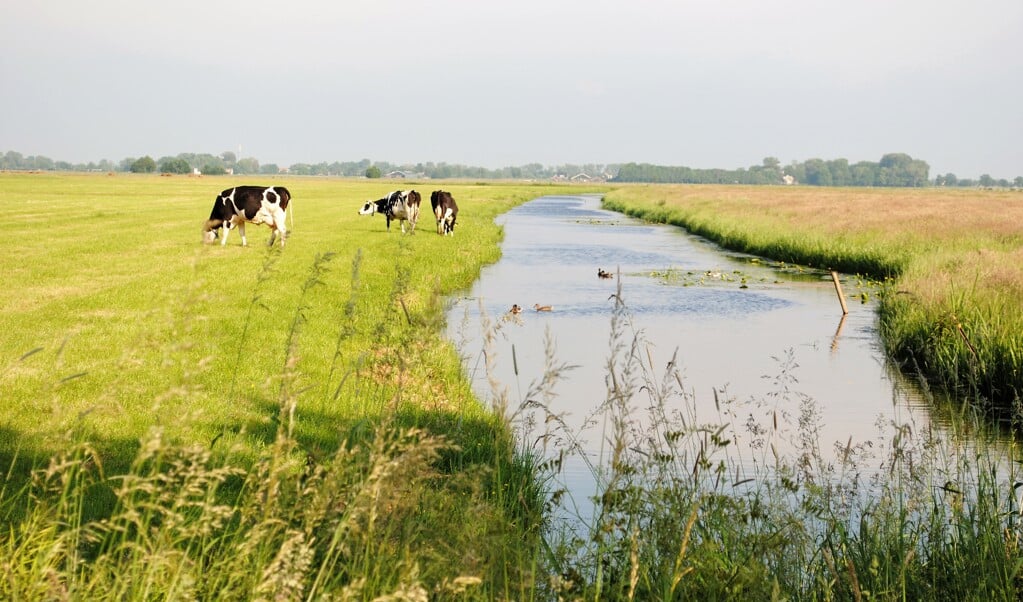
[493,279,1023,600]
[1,248,548,600]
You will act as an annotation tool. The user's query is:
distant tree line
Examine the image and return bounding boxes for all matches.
[2,149,1020,188]
[618,154,930,187]
[286,160,616,181]
[0,150,275,176]
[0,150,613,181]
[614,153,1022,188]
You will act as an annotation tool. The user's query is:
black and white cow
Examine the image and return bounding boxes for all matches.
[430,190,458,236]
[359,190,421,234]
[202,185,291,247]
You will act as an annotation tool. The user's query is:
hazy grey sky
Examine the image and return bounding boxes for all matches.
[3,1,1021,178]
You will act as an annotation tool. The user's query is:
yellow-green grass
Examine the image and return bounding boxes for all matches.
[603,184,1023,407]
[0,172,617,596]
[0,172,605,474]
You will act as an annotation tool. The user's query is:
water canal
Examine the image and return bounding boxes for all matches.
[445,194,1001,517]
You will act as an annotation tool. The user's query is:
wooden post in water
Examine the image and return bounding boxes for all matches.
[830,271,849,315]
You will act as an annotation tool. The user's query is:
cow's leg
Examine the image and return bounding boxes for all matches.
[400,219,406,234]
[269,208,287,247]
[238,221,248,246]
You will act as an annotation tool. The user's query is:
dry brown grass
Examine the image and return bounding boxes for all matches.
[624,184,1023,245]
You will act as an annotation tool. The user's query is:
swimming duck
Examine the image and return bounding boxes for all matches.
[597,268,614,279]
[509,304,522,315]
[533,304,553,312]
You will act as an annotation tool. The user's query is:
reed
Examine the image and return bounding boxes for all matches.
[509,280,1023,600]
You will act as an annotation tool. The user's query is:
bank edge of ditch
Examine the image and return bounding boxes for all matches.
[600,189,1020,414]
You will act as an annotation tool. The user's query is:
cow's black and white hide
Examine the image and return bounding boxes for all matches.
[202,185,292,247]
[359,190,421,233]
[430,190,458,235]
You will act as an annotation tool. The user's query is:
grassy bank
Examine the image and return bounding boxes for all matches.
[602,184,1023,410]
[0,172,604,598]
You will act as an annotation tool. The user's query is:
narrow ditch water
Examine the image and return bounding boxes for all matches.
[446,194,990,516]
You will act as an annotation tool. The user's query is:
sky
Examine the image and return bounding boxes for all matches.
[2,1,1021,179]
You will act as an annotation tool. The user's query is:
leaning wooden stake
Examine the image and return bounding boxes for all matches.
[831,271,849,315]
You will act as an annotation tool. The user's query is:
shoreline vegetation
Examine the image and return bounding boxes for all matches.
[2,173,1023,599]
[603,184,1023,413]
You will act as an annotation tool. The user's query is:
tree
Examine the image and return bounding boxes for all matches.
[159,157,191,174]
[2,151,24,169]
[1014,176,1023,188]
[29,155,55,170]
[849,162,876,186]
[130,156,156,173]
[365,165,381,178]
[827,159,851,186]
[876,153,928,187]
[235,157,260,174]
[803,159,833,186]
[202,164,227,175]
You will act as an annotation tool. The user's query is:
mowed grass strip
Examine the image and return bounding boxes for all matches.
[0,172,620,599]
[0,173,599,469]
[603,184,1023,407]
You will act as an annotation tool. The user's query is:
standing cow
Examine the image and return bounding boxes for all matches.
[203,185,292,247]
[359,190,421,234]
[430,190,458,235]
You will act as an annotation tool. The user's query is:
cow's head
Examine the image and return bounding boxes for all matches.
[359,200,378,216]
[202,219,223,244]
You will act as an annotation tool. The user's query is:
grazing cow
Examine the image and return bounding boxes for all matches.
[430,190,458,235]
[359,190,421,234]
[202,185,292,247]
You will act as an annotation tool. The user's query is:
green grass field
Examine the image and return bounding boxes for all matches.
[0,173,609,596]
[1,174,594,465]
